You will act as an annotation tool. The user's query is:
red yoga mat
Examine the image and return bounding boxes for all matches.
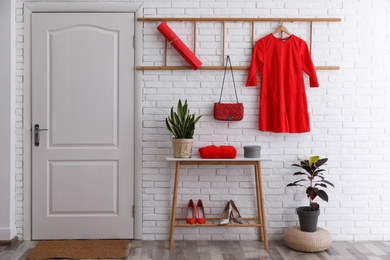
[157,22,203,70]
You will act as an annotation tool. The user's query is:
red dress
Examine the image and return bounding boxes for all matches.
[246,34,319,133]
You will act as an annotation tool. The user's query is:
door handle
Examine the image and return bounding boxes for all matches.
[34,124,48,146]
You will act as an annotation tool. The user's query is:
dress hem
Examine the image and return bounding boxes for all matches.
[259,128,310,133]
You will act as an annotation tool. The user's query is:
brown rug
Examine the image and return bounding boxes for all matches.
[26,239,128,259]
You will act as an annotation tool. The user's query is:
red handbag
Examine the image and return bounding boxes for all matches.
[214,56,244,121]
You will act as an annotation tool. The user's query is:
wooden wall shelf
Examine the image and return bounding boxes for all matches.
[137,17,341,71]
[138,17,341,22]
[137,65,340,71]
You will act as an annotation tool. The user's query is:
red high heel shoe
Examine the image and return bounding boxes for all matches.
[196,199,206,224]
[186,199,196,224]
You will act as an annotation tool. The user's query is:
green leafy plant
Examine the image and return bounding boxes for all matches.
[165,99,202,139]
[286,156,334,211]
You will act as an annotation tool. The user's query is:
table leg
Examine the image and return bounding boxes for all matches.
[254,163,263,242]
[256,161,268,250]
[169,161,181,250]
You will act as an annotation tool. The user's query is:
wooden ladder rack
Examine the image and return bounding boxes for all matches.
[137,17,341,71]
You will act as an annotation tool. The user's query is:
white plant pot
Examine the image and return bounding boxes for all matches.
[172,138,194,158]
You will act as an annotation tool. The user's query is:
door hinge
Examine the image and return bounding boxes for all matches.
[132,205,135,217]
[133,35,135,48]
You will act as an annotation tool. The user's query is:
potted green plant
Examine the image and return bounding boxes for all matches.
[286,156,334,232]
[165,99,202,158]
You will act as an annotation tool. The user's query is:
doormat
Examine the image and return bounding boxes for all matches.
[26,239,128,259]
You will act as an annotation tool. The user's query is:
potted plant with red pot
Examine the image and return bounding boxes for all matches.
[286,156,334,232]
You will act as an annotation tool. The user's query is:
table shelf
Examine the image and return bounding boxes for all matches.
[174,218,264,227]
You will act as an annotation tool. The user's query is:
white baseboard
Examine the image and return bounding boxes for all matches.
[0,226,16,241]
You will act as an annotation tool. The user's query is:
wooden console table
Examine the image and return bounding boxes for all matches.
[166,155,269,250]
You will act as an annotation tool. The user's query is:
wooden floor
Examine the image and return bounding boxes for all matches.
[0,240,389,260]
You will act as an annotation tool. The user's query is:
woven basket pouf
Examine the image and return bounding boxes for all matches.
[284,226,332,252]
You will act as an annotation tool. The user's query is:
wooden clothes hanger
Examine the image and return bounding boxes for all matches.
[272,19,292,38]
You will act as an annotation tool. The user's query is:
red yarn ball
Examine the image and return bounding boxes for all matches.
[198,145,237,159]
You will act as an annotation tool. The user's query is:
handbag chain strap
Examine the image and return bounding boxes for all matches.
[218,55,239,104]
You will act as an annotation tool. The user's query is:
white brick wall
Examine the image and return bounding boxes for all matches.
[14,0,390,241]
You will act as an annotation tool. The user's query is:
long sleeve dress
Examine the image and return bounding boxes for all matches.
[246,33,319,133]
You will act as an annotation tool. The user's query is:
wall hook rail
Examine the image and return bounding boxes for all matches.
[137,17,341,71]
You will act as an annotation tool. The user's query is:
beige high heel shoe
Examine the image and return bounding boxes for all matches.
[219,201,232,225]
[230,200,244,224]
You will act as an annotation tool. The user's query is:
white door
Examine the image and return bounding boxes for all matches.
[31,13,134,239]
